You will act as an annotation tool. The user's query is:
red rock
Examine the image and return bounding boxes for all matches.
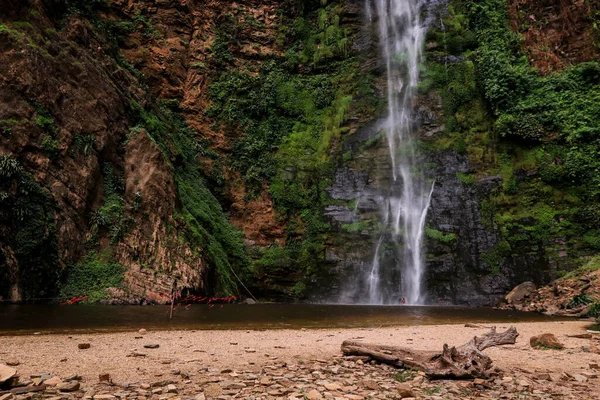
[530,333,564,349]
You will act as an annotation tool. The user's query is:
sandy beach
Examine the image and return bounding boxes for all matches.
[1,320,599,399]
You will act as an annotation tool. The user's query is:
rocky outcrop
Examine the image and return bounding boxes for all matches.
[505,282,537,304]
[500,257,600,316]
[0,0,244,302]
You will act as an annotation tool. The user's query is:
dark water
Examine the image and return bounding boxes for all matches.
[0,304,571,335]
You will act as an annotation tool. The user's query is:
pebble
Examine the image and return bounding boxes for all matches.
[6,358,20,366]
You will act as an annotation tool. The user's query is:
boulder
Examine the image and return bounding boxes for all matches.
[530,333,564,350]
[0,364,17,384]
[505,282,536,304]
[5,359,19,367]
[397,383,415,398]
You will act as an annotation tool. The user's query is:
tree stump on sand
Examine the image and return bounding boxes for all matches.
[341,327,518,379]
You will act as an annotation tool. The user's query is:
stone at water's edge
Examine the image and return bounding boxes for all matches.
[506,282,536,304]
[530,333,564,349]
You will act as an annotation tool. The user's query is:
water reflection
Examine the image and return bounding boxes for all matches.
[0,304,570,335]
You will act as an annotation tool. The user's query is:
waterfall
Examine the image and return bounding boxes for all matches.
[363,0,436,305]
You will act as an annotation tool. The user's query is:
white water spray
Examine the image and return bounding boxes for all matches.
[365,0,436,305]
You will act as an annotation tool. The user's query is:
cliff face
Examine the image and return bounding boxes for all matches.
[1,0,599,304]
[0,0,249,302]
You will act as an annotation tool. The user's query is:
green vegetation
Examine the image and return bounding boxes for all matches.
[568,293,596,309]
[393,369,417,383]
[208,0,362,287]
[421,0,600,275]
[425,227,457,244]
[560,256,600,280]
[89,163,130,244]
[586,302,600,318]
[0,155,59,300]
[341,220,376,233]
[73,134,96,156]
[456,172,475,185]
[60,250,125,302]
[128,100,248,295]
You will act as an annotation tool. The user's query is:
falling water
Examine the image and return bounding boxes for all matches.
[365,0,436,305]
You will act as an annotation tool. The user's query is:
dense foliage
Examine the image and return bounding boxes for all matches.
[0,154,59,300]
[423,0,600,277]
[60,250,125,302]
[128,101,249,296]
[207,0,361,295]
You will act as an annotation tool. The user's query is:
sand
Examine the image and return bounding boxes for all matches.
[0,320,597,384]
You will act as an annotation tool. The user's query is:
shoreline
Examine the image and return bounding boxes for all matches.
[3,321,599,399]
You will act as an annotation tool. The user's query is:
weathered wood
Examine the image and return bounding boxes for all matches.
[341,327,519,379]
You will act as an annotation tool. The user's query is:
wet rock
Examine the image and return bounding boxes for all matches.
[57,381,80,392]
[78,343,91,350]
[505,282,536,304]
[530,333,564,349]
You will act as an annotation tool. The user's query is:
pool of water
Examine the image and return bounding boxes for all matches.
[0,304,572,335]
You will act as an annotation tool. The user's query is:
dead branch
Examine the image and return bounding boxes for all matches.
[341,327,518,379]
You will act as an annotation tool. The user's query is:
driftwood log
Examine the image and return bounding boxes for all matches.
[341,327,518,379]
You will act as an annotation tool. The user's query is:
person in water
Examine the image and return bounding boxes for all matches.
[401,297,406,304]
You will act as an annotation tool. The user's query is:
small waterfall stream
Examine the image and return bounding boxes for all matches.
[363,0,436,305]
